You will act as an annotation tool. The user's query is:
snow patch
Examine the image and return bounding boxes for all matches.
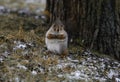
[115,78,120,82]
[32,70,37,75]
[0,58,3,62]
[107,69,118,79]
[17,63,27,70]
[70,70,81,79]
[14,77,20,82]
[13,41,27,50]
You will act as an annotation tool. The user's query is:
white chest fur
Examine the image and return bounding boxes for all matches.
[45,37,68,54]
[45,19,68,54]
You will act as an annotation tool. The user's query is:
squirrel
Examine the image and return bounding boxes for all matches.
[45,19,68,57]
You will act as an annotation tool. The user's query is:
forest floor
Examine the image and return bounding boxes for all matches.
[0,12,120,82]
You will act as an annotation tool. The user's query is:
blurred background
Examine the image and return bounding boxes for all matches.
[0,0,46,14]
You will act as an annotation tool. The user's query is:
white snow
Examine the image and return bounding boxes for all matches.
[70,70,81,79]
[17,63,27,70]
[66,70,89,80]
[67,57,79,63]
[57,74,63,78]
[115,78,120,82]
[13,41,27,50]
[107,69,118,79]
[25,0,46,4]
[31,70,37,75]
[49,55,120,81]
[101,62,105,68]
[0,58,3,62]
[0,6,5,10]
[16,44,26,49]
[14,77,20,82]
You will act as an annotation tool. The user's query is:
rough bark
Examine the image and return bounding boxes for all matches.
[45,0,120,60]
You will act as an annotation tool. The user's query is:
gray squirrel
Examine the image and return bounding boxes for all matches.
[45,19,68,57]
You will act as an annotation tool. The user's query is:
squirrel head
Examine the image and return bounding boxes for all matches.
[50,19,65,34]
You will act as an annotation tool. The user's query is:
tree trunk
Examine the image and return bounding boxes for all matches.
[45,0,120,60]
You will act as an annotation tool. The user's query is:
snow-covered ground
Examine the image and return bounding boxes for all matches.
[0,0,46,14]
[0,40,119,82]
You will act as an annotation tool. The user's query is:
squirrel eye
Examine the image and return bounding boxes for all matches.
[61,25,64,27]
[53,25,56,27]
[53,24,56,27]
